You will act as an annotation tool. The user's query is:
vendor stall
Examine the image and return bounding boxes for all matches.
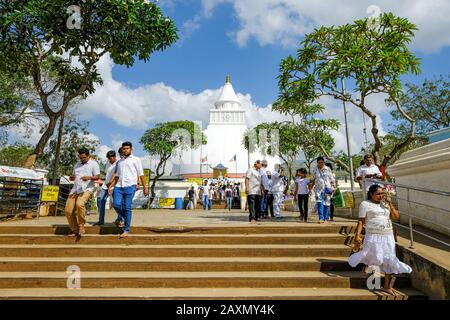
[0,166,45,219]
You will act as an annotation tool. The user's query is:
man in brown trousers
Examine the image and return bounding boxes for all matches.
[65,148,100,236]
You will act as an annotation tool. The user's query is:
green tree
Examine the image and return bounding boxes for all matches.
[1,0,178,168]
[0,144,35,167]
[140,121,207,205]
[37,115,99,181]
[278,13,421,168]
[272,99,345,171]
[389,75,449,143]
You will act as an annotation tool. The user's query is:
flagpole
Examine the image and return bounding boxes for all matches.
[235,155,237,179]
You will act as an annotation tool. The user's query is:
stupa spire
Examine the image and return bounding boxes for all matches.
[225,74,231,84]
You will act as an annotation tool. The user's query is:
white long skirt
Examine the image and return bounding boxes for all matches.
[348,233,412,274]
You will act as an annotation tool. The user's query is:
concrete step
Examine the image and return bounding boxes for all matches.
[0,287,427,300]
[0,244,352,257]
[0,271,412,289]
[0,234,349,245]
[0,225,356,235]
[0,257,361,272]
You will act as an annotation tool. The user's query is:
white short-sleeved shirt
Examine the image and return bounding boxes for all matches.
[201,185,210,196]
[246,167,261,195]
[295,177,310,195]
[102,161,118,190]
[357,164,382,190]
[271,172,285,193]
[359,200,393,235]
[114,155,144,188]
[70,159,100,195]
[313,166,335,191]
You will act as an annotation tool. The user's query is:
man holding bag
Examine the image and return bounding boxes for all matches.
[310,157,336,224]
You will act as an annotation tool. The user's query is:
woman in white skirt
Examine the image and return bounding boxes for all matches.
[349,184,412,295]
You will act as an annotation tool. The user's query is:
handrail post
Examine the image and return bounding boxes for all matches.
[407,188,415,249]
[409,217,415,249]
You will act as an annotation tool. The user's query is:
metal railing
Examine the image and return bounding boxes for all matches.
[362,178,450,249]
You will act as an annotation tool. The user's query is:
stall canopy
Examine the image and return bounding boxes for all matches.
[0,166,44,180]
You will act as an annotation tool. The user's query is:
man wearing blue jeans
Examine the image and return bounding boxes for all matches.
[108,142,148,238]
[94,150,117,226]
[201,181,210,210]
[310,156,335,224]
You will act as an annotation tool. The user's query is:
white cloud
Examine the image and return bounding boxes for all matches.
[77,54,290,131]
[77,55,393,157]
[200,0,450,52]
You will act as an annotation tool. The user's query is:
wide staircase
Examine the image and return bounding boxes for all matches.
[0,224,427,299]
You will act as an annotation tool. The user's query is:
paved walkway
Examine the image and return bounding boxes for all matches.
[0,209,355,227]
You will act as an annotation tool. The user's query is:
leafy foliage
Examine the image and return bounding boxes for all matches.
[37,116,99,180]
[140,121,206,204]
[0,0,178,167]
[277,13,421,167]
[389,75,449,137]
[0,144,35,167]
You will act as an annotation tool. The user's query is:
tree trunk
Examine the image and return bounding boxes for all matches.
[148,157,168,206]
[52,112,65,184]
[23,115,59,168]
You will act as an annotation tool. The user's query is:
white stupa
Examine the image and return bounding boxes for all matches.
[170,75,280,178]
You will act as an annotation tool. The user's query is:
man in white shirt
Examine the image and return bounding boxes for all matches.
[259,159,270,219]
[108,142,148,238]
[246,160,263,223]
[94,150,118,226]
[201,180,210,210]
[356,154,382,191]
[65,148,100,236]
[271,164,286,219]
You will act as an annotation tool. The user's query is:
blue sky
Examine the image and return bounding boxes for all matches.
[76,0,450,161]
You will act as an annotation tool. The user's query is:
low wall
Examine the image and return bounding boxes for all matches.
[397,246,450,300]
[387,138,450,236]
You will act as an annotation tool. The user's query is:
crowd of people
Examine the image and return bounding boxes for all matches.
[195,179,242,211]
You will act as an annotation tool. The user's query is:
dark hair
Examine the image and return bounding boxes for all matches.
[299,168,307,174]
[360,160,365,166]
[78,148,90,156]
[106,150,116,158]
[317,156,325,162]
[118,147,123,155]
[364,154,373,160]
[325,162,333,171]
[122,141,133,148]
[367,184,382,200]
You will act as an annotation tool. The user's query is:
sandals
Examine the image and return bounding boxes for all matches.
[78,224,86,236]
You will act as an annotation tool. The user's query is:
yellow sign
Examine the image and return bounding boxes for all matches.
[41,185,60,203]
[159,198,175,207]
[344,192,355,209]
[144,169,151,186]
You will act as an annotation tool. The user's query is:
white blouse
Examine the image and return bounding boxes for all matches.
[359,200,393,235]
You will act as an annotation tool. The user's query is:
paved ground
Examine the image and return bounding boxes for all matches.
[1,209,355,227]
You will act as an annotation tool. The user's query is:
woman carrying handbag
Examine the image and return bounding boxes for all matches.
[349,184,412,295]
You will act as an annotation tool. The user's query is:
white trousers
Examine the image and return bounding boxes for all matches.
[273,192,284,217]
